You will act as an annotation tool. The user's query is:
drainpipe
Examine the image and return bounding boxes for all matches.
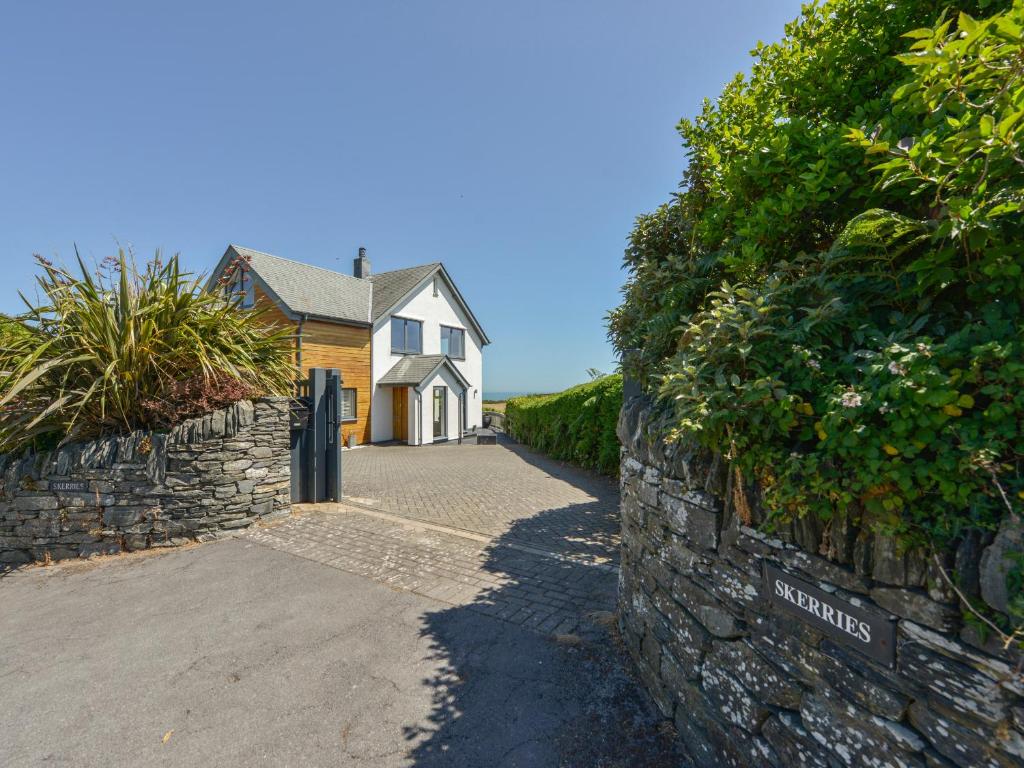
[458,388,465,444]
[416,390,423,445]
[295,313,308,380]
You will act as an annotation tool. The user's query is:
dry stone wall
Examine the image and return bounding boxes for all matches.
[617,395,1024,768]
[0,398,290,566]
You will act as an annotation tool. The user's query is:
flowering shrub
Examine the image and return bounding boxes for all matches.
[609,0,1022,580]
[139,371,260,428]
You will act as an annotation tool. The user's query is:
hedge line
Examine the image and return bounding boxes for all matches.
[608,0,1024,562]
[505,375,622,476]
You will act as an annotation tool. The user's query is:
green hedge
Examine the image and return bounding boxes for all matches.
[505,375,623,476]
[608,0,1024,631]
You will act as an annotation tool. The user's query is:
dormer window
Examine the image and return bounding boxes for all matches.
[391,316,423,354]
[441,326,465,359]
[227,268,254,309]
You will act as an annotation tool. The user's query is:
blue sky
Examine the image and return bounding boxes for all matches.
[0,0,803,394]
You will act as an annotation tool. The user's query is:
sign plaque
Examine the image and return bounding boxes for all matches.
[763,563,896,666]
[50,479,91,493]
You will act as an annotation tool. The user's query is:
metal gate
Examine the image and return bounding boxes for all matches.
[289,368,343,503]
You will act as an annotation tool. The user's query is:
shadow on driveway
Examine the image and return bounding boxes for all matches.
[405,505,686,767]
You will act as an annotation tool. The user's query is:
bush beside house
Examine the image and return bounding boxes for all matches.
[0,250,294,452]
[0,250,297,565]
[607,2,1024,761]
[608,0,1023,633]
[505,375,622,476]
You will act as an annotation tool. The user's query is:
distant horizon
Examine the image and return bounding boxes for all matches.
[482,390,546,402]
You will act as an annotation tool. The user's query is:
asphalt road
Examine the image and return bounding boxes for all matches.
[0,539,684,767]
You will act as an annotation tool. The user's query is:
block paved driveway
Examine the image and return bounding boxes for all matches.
[247,435,622,637]
[342,435,621,564]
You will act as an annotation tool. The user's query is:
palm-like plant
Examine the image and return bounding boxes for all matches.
[0,249,295,451]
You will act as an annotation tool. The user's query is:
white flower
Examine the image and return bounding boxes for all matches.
[888,361,907,376]
[879,405,890,414]
[841,391,863,408]
[807,358,821,371]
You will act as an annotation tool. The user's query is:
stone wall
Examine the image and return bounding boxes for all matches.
[0,398,291,566]
[617,395,1024,768]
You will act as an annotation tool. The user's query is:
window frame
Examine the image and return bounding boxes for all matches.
[340,388,357,423]
[432,386,447,439]
[440,325,466,360]
[390,316,423,355]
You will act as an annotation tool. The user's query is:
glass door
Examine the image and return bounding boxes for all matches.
[433,386,447,439]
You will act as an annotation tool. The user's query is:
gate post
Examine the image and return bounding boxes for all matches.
[325,369,343,502]
[307,368,326,501]
[291,367,343,503]
[289,402,306,503]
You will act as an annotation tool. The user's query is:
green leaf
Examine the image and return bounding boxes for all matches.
[902,27,935,40]
[958,12,978,35]
[998,109,1024,135]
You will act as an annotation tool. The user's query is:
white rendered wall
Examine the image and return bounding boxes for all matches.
[370,272,485,442]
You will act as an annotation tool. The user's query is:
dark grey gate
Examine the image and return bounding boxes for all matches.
[289,367,343,503]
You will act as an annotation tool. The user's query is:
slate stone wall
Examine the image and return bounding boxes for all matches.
[617,395,1024,768]
[0,398,291,566]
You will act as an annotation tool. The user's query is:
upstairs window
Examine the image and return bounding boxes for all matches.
[441,326,465,359]
[391,316,423,354]
[226,268,254,309]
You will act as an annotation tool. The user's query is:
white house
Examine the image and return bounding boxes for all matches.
[208,245,490,446]
[370,261,488,444]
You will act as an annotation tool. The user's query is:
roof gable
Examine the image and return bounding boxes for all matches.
[370,263,490,345]
[368,264,440,322]
[208,245,488,343]
[210,245,372,326]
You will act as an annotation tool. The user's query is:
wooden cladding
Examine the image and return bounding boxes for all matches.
[300,320,372,445]
[251,285,373,445]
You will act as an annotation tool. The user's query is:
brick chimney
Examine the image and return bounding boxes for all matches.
[353,246,371,278]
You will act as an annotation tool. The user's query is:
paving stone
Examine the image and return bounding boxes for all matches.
[245,496,618,636]
[341,436,620,567]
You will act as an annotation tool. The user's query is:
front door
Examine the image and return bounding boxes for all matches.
[432,386,447,440]
[392,387,407,442]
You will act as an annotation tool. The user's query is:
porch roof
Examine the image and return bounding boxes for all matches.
[378,355,470,390]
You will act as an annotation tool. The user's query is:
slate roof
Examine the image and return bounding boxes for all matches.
[369,263,440,322]
[227,245,372,325]
[378,355,470,388]
[211,245,488,344]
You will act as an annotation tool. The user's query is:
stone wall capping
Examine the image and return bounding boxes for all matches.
[0,399,290,567]
[617,395,1023,768]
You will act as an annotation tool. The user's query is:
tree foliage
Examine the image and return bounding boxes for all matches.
[0,250,295,451]
[609,0,1022,557]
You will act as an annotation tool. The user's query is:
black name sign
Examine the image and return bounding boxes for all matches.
[764,563,896,666]
[50,479,91,493]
